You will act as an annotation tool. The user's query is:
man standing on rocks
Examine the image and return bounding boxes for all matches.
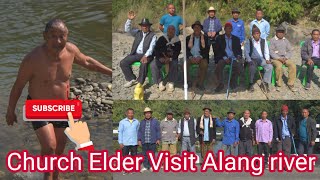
[178,109,198,153]
[159,3,183,36]
[274,105,296,155]
[238,110,255,156]
[138,107,161,172]
[186,21,209,90]
[297,108,317,155]
[245,25,272,92]
[270,25,296,92]
[255,111,273,168]
[203,6,222,62]
[118,108,140,175]
[249,9,270,40]
[214,22,242,92]
[6,19,112,180]
[120,11,157,88]
[160,109,179,156]
[301,29,320,90]
[216,109,240,155]
[151,25,181,92]
[197,107,216,159]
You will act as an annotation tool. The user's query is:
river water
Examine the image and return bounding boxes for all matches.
[0,0,112,179]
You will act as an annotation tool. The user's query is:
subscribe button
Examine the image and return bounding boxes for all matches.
[23,100,82,121]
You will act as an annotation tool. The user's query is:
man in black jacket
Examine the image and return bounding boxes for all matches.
[120,11,157,88]
[151,25,181,92]
[214,22,242,92]
[186,21,210,90]
[297,108,317,155]
[238,110,255,156]
[274,105,296,155]
[197,107,217,159]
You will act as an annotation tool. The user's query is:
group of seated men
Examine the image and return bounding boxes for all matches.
[119,4,320,93]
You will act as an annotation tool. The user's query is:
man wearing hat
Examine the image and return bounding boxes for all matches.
[178,108,198,153]
[159,3,183,36]
[120,11,157,88]
[214,22,242,92]
[203,6,222,61]
[160,109,179,156]
[227,8,245,46]
[250,9,270,40]
[138,107,161,172]
[216,108,240,155]
[274,105,296,156]
[270,25,296,92]
[245,25,272,92]
[197,107,217,159]
[186,21,209,90]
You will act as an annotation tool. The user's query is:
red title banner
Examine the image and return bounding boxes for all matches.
[25,100,82,119]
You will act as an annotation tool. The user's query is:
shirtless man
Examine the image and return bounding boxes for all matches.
[5,19,112,180]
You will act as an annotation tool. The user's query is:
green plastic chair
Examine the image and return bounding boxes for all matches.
[132,61,153,84]
[296,41,319,86]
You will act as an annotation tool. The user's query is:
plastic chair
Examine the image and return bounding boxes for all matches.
[132,62,153,84]
[245,65,275,86]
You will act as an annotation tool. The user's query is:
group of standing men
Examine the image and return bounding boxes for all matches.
[118,105,318,173]
[119,3,320,93]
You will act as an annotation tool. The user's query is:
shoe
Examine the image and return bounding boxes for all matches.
[214,83,224,92]
[305,83,311,90]
[248,83,254,92]
[197,84,205,91]
[167,82,174,92]
[124,79,138,88]
[158,81,166,91]
[276,86,280,91]
[288,85,297,92]
[141,167,148,173]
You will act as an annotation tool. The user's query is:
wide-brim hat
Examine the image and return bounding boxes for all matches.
[232,8,240,13]
[227,108,236,114]
[139,18,152,26]
[203,107,212,112]
[192,21,203,30]
[144,107,153,113]
[207,6,216,12]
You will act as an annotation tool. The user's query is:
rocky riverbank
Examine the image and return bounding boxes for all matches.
[70,78,113,119]
[112,23,320,100]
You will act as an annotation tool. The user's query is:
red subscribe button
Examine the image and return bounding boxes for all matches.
[25,100,82,119]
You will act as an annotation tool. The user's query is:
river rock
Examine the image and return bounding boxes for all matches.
[73,88,82,95]
[83,85,93,92]
[69,92,76,99]
[98,82,110,90]
[93,87,100,92]
[102,99,113,105]
[92,83,99,87]
[75,78,86,84]
[82,101,89,110]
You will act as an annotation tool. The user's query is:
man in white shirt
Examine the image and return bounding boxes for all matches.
[120,11,157,88]
[245,25,272,93]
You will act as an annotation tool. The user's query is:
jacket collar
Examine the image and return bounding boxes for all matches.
[275,35,286,40]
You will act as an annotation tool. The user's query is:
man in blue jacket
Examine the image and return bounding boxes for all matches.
[216,108,240,155]
[138,107,161,172]
[227,8,245,46]
[203,6,222,63]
